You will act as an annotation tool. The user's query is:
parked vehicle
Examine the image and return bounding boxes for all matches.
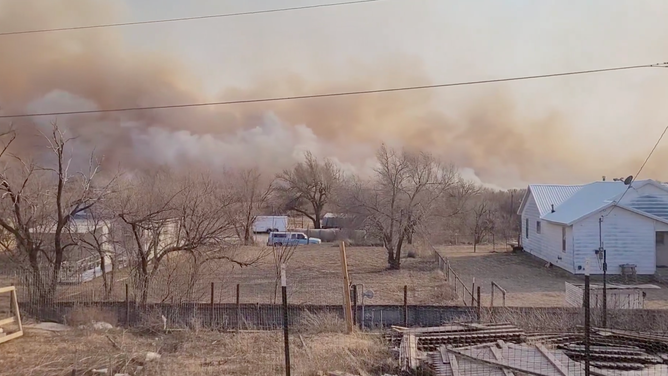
[267,232,322,246]
[253,216,288,233]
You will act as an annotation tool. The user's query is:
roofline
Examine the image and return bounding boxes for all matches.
[608,179,668,202]
[516,187,532,215]
[541,202,615,226]
[541,201,668,226]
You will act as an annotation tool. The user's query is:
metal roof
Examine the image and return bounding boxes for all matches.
[528,179,668,226]
[527,184,583,217]
[541,182,629,225]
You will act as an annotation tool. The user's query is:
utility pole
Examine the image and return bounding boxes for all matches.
[584,259,591,376]
[599,216,607,328]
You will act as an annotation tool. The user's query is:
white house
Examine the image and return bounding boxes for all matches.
[517,179,668,275]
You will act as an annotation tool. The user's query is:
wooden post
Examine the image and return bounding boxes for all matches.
[236,284,241,332]
[476,286,482,322]
[490,282,495,307]
[340,241,353,334]
[125,284,130,327]
[403,285,409,327]
[281,264,291,376]
[352,285,358,327]
[210,282,215,327]
[471,277,476,306]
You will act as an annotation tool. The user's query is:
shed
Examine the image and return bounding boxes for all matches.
[564,282,660,309]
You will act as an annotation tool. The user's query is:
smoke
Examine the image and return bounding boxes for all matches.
[1,0,666,188]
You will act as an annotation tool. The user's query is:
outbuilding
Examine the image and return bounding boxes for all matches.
[517,179,668,275]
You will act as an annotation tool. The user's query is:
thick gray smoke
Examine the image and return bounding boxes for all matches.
[1,0,665,188]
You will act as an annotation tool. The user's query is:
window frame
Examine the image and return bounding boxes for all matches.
[562,226,567,252]
[525,218,529,239]
[536,221,541,234]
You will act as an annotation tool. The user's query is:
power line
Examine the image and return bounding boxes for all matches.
[0,0,389,36]
[1,61,666,120]
[604,123,668,217]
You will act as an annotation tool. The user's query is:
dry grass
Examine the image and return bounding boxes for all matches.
[48,245,455,306]
[64,305,119,327]
[0,324,394,376]
[439,244,668,308]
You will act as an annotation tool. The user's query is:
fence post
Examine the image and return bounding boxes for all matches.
[471,278,476,306]
[584,260,591,376]
[352,285,358,328]
[125,284,129,327]
[476,286,482,322]
[236,284,241,332]
[210,282,215,327]
[281,264,291,376]
[490,282,495,307]
[403,285,408,327]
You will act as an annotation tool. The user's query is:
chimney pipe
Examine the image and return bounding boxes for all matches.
[602,176,606,181]
[551,204,555,213]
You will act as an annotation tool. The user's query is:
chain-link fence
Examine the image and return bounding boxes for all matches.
[4,241,668,375]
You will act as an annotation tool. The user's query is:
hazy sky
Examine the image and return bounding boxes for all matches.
[1,0,668,188]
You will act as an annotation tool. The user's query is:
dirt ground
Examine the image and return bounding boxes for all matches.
[438,245,668,308]
[22,244,455,306]
[0,320,393,376]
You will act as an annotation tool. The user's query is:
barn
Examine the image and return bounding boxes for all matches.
[517,179,668,275]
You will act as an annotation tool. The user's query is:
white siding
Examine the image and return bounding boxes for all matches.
[538,222,575,273]
[521,192,576,273]
[619,184,668,204]
[521,191,541,254]
[573,208,666,275]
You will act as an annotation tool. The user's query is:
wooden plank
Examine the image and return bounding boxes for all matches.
[536,343,571,376]
[407,334,418,370]
[447,347,563,376]
[339,242,353,334]
[11,289,22,332]
[0,330,22,344]
[0,286,16,294]
[0,316,16,326]
[490,345,515,376]
[448,352,461,376]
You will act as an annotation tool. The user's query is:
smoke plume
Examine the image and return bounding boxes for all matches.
[1,0,666,189]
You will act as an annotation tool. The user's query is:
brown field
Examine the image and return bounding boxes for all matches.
[44,244,456,306]
[438,245,668,308]
[0,318,393,376]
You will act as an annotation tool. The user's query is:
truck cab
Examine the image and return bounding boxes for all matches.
[267,232,322,246]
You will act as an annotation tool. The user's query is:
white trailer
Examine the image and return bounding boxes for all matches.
[253,216,288,233]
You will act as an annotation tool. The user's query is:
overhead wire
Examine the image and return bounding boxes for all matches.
[603,123,668,218]
[0,0,390,36]
[1,61,667,119]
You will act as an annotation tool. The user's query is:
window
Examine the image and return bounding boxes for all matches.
[536,221,541,234]
[657,232,665,245]
[297,234,306,240]
[562,227,567,252]
[525,218,529,239]
[291,234,298,239]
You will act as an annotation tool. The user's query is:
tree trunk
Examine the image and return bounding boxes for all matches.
[314,210,322,229]
[243,225,253,246]
[100,254,108,299]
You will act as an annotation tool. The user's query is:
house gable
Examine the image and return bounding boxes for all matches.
[517,184,582,216]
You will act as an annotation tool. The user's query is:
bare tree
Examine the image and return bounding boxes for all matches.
[116,171,259,304]
[277,152,341,229]
[271,243,297,304]
[72,205,121,300]
[0,124,114,303]
[471,199,491,253]
[343,145,458,269]
[229,168,274,245]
